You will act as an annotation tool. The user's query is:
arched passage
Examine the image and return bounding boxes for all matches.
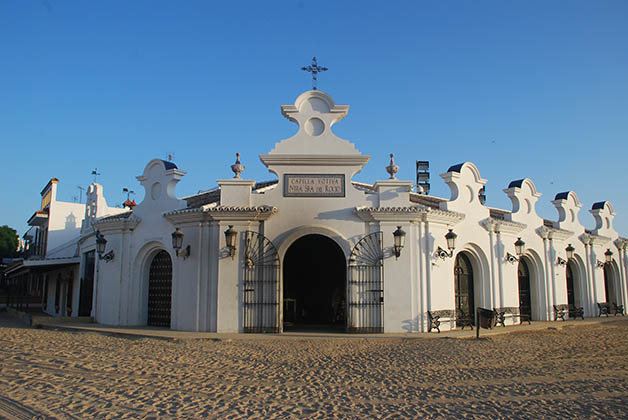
[566,260,579,308]
[147,250,172,327]
[454,252,475,327]
[603,264,617,304]
[518,258,532,321]
[283,234,346,329]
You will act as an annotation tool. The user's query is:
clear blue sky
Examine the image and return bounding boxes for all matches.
[1,1,627,237]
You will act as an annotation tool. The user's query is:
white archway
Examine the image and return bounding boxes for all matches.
[455,242,491,311]
[520,249,545,321]
[133,241,173,326]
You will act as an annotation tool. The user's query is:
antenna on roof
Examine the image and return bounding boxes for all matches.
[77,186,85,203]
[91,168,101,182]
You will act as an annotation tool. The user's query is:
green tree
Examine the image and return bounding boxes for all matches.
[0,225,19,260]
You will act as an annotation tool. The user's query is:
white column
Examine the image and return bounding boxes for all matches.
[548,236,557,308]
[423,221,432,331]
[619,243,628,310]
[496,230,504,307]
[541,236,552,320]
[487,229,496,309]
[583,241,594,316]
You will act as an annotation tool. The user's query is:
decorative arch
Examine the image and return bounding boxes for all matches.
[567,254,588,314]
[276,226,351,262]
[520,249,545,320]
[133,241,173,326]
[603,260,621,305]
[456,242,491,309]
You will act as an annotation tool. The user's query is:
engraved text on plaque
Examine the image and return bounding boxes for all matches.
[283,174,345,197]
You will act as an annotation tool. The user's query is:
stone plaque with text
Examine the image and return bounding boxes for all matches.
[283,174,345,197]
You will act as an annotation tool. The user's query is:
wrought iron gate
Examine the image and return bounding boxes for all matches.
[347,232,384,333]
[243,231,280,333]
[148,250,172,327]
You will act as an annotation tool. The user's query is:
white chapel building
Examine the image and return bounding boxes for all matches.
[78,89,628,333]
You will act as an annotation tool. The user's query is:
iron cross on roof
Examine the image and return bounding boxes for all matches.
[301,57,328,90]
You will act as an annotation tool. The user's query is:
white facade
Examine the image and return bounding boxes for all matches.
[90,90,628,333]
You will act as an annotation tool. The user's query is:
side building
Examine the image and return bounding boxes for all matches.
[5,179,125,317]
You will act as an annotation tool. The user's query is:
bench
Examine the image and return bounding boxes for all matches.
[598,302,625,316]
[597,302,612,317]
[493,307,531,327]
[569,304,584,320]
[427,309,473,333]
[553,304,584,321]
[613,302,624,316]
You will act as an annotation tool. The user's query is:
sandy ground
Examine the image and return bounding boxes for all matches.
[1,315,628,419]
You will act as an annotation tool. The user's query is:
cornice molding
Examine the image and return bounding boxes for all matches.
[259,154,370,167]
[164,205,278,224]
[93,214,141,233]
[481,218,526,235]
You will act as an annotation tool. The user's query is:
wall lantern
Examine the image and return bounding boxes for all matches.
[506,237,525,264]
[95,230,114,262]
[565,244,575,260]
[557,243,575,266]
[392,226,406,260]
[224,225,238,259]
[171,227,191,259]
[596,248,613,268]
[437,229,457,260]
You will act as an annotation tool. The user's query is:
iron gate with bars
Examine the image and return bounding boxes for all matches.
[242,231,280,333]
[147,250,172,327]
[347,231,384,333]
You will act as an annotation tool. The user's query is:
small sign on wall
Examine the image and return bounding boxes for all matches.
[283,174,345,197]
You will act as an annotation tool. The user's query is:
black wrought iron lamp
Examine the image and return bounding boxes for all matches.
[506,237,526,264]
[224,225,238,259]
[95,230,114,262]
[171,228,190,259]
[392,226,406,260]
[566,243,575,260]
[437,229,457,260]
[597,248,613,268]
[557,243,575,266]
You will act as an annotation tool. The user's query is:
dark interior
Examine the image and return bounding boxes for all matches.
[283,234,346,330]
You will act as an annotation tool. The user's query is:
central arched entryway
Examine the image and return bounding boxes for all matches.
[147,250,172,327]
[283,234,346,330]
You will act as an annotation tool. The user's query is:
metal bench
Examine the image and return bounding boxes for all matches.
[493,307,531,327]
[612,302,625,316]
[427,309,473,333]
[554,304,585,320]
[597,302,612,317]
[569,304,584,320]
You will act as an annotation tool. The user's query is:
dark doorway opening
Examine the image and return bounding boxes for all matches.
[566,262,576,307]
[518,259,532,322]
[283,234,346,330]
[79,251,95,316]
[147,250,172,327]
[454,252,475,327]
[603,265,614,303]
